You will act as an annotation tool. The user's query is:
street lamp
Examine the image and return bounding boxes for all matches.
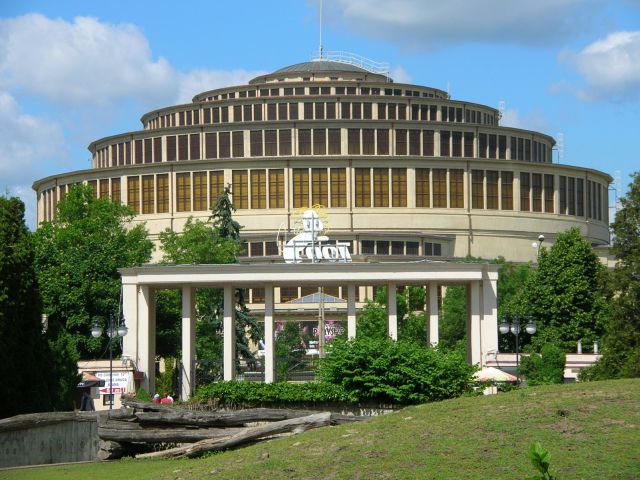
[531,234,545,257]
[91,314,128,410]
[499,314,536,385]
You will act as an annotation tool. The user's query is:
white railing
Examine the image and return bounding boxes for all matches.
[311,50,390,77]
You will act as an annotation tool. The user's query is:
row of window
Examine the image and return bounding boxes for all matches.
[200,84,449,102]
[94,129,552,168]
[144,101,497,130]
[241,239,442,259]
[41,168,607,222]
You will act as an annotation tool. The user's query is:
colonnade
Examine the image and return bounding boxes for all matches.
[120,261,499,400]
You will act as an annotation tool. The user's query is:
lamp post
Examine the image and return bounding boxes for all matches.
[532,234,545,257]
[91,314,128,410]
[499,314,536,385]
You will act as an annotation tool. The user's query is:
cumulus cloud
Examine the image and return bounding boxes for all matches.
[0,92,67,186]
[329,0,602,49]
[560,31,640,101]
[500,107,550,133]
[177,69,266,104]
[0,14,264,107]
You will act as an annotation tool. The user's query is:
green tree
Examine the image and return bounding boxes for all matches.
[0,196,59,416]
[439,286,467,349]
[582,173,640,379]
[520,344,566,385]
[158,188,261,373]
[275,321,311,381]
[506,228,610,352]
[34,185,153,361]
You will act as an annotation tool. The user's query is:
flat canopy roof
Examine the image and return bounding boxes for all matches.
[119,260,499,288]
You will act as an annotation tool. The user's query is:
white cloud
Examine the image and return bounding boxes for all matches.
[177,69,266,104]
[390,65,411,84]
[500,108,550,133]
[560,31,640,101]
[329,0,602,48]
[0,14,264,107]
[0,92,67,186]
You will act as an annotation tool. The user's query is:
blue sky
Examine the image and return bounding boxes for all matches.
[1,0,639,228]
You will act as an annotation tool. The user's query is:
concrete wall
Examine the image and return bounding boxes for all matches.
[0,412,100,468]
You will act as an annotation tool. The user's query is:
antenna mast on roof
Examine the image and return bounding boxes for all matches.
[319,0,324,59]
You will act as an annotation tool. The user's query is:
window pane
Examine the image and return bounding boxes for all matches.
[373,168,389,207]
[440,131,450,156]
[501,172,513,210]
[232,131,244,157]
[348,129,360,155]
[377,129,389,155]
[354,168,371,207]
[298,129,311,155]
[532,173,542,212]
[396,129,407,155]
[313,129,326,155]
[432,169,447,208]
[142,175,154,214]
[251,170,266,209]
[219,132,230,158]
[176,173,191,212]
[209,171,224,206]
[279,129,292,156]
[193,172,207,211]
[328,129,341,155]
[292,168,309,208]
[391,168,407,207]
[312,168,328,206]
[544,174,554,213]
[362,129,374,155]
[450,169,464,208]
[250,130,263,157]
[416,168,430,207]
[487,171,498,210]
[472,170,484,209]
[330,168,347,208]
[157,174,169,213]
[232,170,248,209]
[269,169,285,208]
[205,133,217,159]
[423,130,434,156]
[520,172,531,211]
[265,130,277,156]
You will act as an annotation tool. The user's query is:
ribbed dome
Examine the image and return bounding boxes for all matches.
[273,60,371,74]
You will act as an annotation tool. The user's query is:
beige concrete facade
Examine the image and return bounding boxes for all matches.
[32,59,611,266]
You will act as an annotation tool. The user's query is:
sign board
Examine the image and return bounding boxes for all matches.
[95,371,130,395]
[283,209,351,263]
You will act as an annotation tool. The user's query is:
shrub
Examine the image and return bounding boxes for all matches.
[136,387,152,402]
[194,380,353,407]
[317,337,476,404]
[520,344,566,385]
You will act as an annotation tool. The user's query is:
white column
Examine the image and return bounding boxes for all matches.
[264,285,275,383]
[388,283,397,340]
[347,284,356,339]
[121,282,138,370]
[181,286,196,400]
[137,285,155,394]
[223,285,236,381]
[428,282,439,346]
[481,269,499,367]
[467,282,481,366]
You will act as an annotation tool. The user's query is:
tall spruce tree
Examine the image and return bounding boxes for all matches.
[0,196,58,416]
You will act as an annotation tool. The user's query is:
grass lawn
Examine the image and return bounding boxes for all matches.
[1,379,638,479]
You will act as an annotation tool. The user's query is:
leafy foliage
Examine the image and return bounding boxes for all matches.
[34,184,153,359]
[0,196,60,416]
[439,286,467,350]
[527,442,557,480]
[318,337,476,404]
[195,380,353,407]
[157,188,261,371]
[520,344,566,385]
[505,228,610,352]
[582,172,640,380]
[135,387,152,402]
[275,321,312,381]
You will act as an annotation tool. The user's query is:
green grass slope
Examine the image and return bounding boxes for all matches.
[2,379,638,480]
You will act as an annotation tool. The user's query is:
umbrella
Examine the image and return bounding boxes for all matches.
[77,372,106,389]
[473,367,517,382]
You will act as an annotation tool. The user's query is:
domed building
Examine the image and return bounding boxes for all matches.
[33,57,611,267]
[34,57,612,393]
